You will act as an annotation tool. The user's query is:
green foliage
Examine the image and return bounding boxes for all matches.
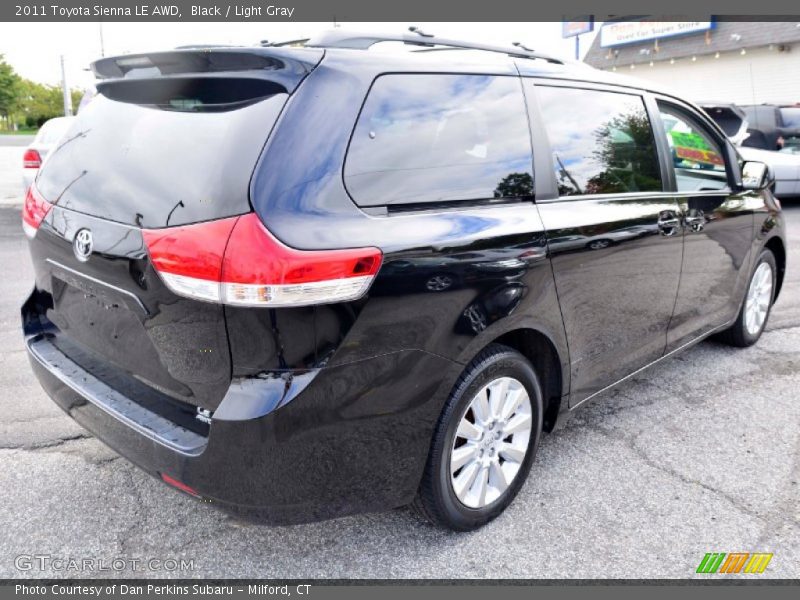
[0,54,82,130]
[0,54,22,119]
[17,80,67,128]
[494,172,534,198]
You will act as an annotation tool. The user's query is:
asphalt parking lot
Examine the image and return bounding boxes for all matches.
[0,138,798,579]
[0,136,33,204]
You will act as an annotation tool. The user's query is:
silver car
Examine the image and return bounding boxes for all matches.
[22,116,77,189]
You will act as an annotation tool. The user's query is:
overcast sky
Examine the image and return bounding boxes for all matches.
[0,22,597,88]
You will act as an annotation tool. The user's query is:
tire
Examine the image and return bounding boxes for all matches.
[412,343,544,531]
[717,248,777,347]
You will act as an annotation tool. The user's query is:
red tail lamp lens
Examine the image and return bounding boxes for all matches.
[23,149,42,169]
[143,213,382,307]
[22,185,53,239]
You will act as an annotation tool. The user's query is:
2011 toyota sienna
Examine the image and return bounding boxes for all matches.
[21,30,787,531]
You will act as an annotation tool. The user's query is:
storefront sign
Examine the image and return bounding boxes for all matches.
[600,21,713,47]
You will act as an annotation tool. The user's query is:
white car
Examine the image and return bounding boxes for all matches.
[22,116,77,189]
[701,103,800,197]
[738,145,800,196]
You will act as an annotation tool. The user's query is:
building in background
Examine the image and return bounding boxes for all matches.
[584,21,800,104]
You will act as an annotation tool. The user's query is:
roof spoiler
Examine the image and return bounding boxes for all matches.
[91,47,324,92]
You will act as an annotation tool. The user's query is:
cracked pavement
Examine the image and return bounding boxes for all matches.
[0,202,798,579]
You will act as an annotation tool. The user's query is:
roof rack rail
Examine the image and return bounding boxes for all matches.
[305,28,566,64]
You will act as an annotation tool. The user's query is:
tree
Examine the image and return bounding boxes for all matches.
[0,54,84,130]
[71,89,83,113]
[18,80,61,127]
[586,110,662,195]
[15,79,84,128]
[494,172,534,198]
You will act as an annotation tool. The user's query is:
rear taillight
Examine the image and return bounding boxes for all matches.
[143,213,382,307]
[22,185,53,239]
[22,149,42,169]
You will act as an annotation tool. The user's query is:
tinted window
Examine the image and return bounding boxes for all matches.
[703,106,744,137]
[536,86,662,196]
[345,75,533,207]
[779,107,800,128]
[658,104,728,192]
[742,106,778,131]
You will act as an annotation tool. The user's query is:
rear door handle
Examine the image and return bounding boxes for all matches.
[685,209,706,232]
[657,211,681,237]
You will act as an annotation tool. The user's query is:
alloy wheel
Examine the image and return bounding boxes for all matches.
[449,377,532,509]
[744,262,773,336]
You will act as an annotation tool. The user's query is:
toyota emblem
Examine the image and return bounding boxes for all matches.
[73,229,93,262]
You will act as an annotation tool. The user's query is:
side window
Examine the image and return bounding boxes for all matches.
[536,86,662,196]
[658,104,728,192]
[344,74,533,207]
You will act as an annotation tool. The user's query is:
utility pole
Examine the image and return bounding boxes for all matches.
[99,22,105,57]
[60,55,73,117]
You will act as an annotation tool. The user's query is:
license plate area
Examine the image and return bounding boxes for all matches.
[47,258,149,316]
[50,277,139,344]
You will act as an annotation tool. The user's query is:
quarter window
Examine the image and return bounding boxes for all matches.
[344,74,534,207]
[536,86,663,196]
[658,104,728,192]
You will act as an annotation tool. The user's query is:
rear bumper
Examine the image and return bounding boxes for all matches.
[25,329,460,523]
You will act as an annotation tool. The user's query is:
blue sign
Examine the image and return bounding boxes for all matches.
[563,18,594,38]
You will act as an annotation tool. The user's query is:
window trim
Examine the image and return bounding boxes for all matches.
[520,79,557,201]
[341,72,536,210]
[526,80,669,202]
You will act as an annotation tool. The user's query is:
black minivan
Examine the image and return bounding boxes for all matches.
[22,31,786,531]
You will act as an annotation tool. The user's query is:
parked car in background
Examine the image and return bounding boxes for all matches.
[22,116,77,189]
[740,103,800,151]
[701,102,800,197]
[740,145,800,196]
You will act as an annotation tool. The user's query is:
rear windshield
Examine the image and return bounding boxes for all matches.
[36,83,286,228]
[780,107,800,129]
[704,108,743,137]
[741,106,777,131]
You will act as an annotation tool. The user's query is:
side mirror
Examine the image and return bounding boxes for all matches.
[741,161,774,191]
